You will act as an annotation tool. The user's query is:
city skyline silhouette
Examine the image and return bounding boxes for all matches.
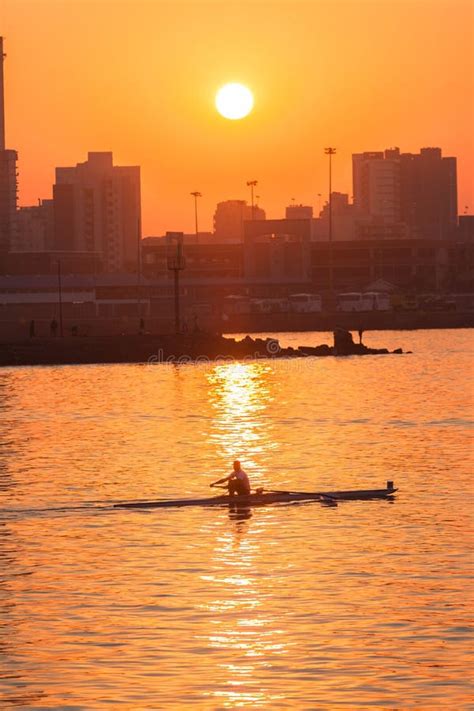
[1,0,472,235]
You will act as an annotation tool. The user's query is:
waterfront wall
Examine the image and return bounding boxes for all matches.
[0,309,472,344]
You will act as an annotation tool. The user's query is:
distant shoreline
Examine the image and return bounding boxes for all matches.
[0,319,470,368]
[1,311,472,368]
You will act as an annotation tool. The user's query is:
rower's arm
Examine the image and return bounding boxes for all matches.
[210,474,231,487]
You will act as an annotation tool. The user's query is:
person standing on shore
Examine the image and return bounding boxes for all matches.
[358,328,364,345]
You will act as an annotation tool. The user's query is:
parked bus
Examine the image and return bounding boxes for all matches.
[337,293,364,312]
[252,298,290,314]
[288,293,322,313]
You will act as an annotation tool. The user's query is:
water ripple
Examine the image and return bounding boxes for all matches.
[0,330,472,708]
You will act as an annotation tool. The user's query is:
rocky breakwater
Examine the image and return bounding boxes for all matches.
[0,330,407,367]
[199,330,407,360]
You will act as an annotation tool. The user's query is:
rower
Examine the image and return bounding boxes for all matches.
[211,461,251,496]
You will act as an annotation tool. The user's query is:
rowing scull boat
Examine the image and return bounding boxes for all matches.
[114,481,397,509]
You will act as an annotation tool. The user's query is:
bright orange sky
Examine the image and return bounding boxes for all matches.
[2,0,473,235]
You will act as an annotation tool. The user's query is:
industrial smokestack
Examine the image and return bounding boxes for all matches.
[0,37,5,151]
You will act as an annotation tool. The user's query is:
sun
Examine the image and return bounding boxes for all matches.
[215,83,254,120]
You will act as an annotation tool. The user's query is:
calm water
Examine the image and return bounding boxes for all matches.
[0,329,472,709]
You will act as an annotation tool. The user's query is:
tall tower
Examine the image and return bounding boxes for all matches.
[0,36,5,150]
[0,37,18,253]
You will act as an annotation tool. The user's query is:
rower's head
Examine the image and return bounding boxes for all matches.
[233,460,241,472]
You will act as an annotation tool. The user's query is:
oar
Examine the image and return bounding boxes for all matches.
[210,477,229,488]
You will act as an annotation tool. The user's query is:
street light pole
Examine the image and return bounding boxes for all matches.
[246,180,258,219]
[324,147,336,296]
[57,259,64,337]
[190,191,202,238]
[167,232,186,335]
[136,216,144,332]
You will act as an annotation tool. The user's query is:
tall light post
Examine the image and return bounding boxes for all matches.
[324,148,336,296]
[136,216,143,331]
[190,191,202,238]
[57,259,64,337]
[246,180,258,219]
[167,232,186,335]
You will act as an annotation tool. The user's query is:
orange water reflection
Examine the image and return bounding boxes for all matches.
[199,514,288,708]
[202,362,287,708]
[0,331,472,708]
[206,361,275,489]
[203,362,288,705]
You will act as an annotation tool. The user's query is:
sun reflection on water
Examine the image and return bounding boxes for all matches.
[198,511,289,707]
[202,362,286,702]
[206,361,276,487]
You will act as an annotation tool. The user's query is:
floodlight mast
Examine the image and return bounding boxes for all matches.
[166,232,186,334]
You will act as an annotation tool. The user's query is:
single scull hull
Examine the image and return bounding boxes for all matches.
[114,484,397,510]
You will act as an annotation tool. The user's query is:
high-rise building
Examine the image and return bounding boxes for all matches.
[214,200,265,242]
[352,149,400,222]
[352,147,457,239]
[0,37,18,253]
[53,152,141,272]
[12,200,54,252]
[399,147,457,239]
